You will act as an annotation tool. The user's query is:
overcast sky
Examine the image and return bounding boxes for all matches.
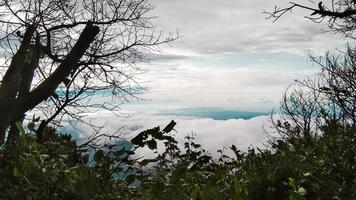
[81,1,348,154]
[149,0,337,55]
[121,0,347,113]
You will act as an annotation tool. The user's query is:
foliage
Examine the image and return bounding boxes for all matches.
[0,116,355,199]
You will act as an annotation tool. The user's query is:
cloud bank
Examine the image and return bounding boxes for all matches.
[65,111,272,157]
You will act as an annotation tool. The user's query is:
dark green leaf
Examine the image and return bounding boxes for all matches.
[139,159,157,166]
[125,174,136,184]
[13,167,21,177]
[16,122,25,136]
[147,139,157,150]
[94,150,104,161]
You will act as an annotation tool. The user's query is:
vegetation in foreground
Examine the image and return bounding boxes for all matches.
[0,107,355,199]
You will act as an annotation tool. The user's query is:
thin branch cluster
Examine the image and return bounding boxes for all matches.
[0,0,175,139]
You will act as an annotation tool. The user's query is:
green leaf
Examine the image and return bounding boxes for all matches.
[139,159,157,166]
[124,174,136,184]
[289,192,298,200]
[146,139,157,150]
[94,150,104,161]
[132,127,161,146]
[297,187,307,196]
[64,166,80,173]
[131,130,149,147]
[303,172,312,177]
[27,122,35,131]
[32,116,40,122]
[162,120,176,133]
[16,122,25,136]
[13,167,21,177]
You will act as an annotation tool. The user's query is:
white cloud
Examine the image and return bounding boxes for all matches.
[148,0,346,56]
[132,61,318,111]
[108,0,345,113]
[69,111,272,157]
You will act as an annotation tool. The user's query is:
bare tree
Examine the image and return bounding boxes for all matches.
[266,1,356,141]
[0,0,175,144]
[275,88,320,140]
[265,1,356,38]
[271,47,356,141]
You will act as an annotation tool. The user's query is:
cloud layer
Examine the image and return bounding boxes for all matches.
[67,111,272,157]
[149,0,345,56]
[118,0,348,112]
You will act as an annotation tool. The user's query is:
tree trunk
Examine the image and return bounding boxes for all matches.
[0,23,100,144]
[0,25,36,143]
[7,35,41,144]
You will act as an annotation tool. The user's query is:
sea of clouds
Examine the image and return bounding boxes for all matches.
[62,110,274,158]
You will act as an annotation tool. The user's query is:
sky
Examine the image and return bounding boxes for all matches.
[126,0,346,112]
[70,0,348,155]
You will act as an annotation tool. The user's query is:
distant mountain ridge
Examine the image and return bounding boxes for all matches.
[159,107,268,120]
